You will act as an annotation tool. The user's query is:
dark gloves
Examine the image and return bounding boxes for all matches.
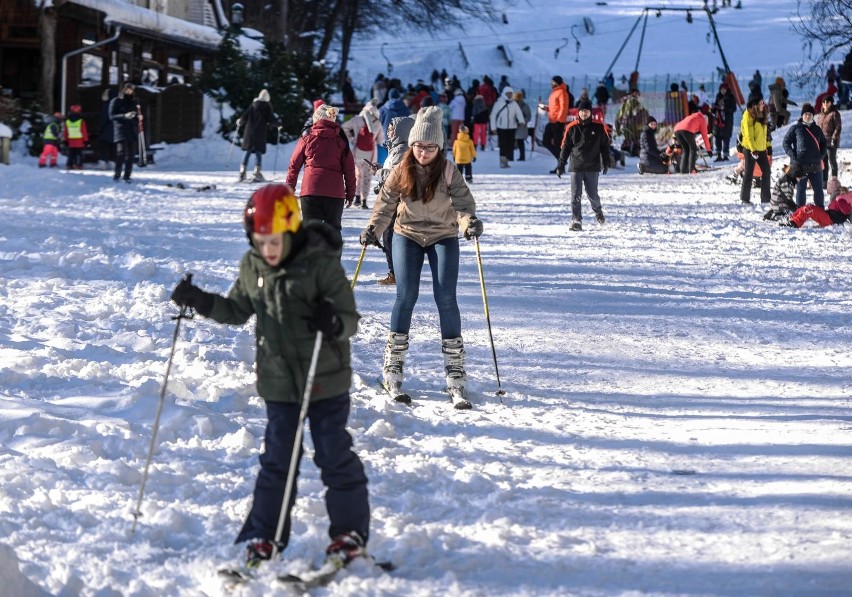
[359,225,379,247]
[345,196,354,208]
[464,217,483,240]
[307,298,343,337]
[171,276,214,317]
[555,162,566,178]
[601,165,608,175]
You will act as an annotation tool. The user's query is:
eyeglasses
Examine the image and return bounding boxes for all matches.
[412,143,439,153]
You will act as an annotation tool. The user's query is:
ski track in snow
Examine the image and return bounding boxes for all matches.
[2,126,852,595]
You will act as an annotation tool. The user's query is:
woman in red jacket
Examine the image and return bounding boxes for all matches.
[285,104,356,233]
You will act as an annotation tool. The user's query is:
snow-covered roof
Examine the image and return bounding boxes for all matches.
[68,0,224,51]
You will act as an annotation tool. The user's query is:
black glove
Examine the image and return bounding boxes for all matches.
[464,217,483,240]
[359,225,379,247]
[473,157,476,162]
[345,196,353,208]
[307,298,342,337]
[601,165,608,175]
[171,276,214,317]
[555,162,565,178]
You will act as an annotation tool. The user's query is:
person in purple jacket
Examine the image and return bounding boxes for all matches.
[286,104,356,234]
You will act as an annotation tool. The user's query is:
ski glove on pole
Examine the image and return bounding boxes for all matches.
[359,225,380,247]
[555,162,566,178]
[306,298,342,337]
[171,278,214,317]
[464,217,484,240]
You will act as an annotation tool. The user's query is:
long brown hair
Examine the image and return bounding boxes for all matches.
[393,149,446,203]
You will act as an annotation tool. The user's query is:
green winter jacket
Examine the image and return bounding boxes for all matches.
[207,222,359,403]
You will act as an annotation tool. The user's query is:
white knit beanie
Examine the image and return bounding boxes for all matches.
[408,106,444,147]
[312,104,339,123]
[257,89,270,102]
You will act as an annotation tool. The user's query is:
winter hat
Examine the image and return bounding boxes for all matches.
[822,95,834,104]
[827,177,841,196]
[513,91,524,100]
[576,98,593,111]
[389,88,401,99]
[459,124,469,134]
[312,103,339,123]
[360,102,380,122]
[313,98,325,110]
[257,89,270,102]
[647,115,657,124]
[552,75,563,85]
[747,97,762,109]
[801,103,815,116]
[503,86,515,97]
[408,106,444,147]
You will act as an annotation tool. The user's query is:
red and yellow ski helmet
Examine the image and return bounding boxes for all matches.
[243,184,302,237]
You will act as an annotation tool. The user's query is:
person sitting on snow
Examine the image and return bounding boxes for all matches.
[763,164,800,221]
[638,116,668,174]
[781,188,852,228]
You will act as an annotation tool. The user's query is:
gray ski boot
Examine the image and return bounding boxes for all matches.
[442,337,471,409]
[382,332,410,404]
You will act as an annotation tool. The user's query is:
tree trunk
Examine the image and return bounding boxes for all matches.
[38,1,60,113]
[337,1,359,89]
[316,0,347,62]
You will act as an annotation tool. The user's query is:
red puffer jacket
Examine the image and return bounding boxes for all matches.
[286,119,355,202]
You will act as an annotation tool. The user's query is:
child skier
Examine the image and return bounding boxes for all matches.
[781,192,852,228]
[452,124,477,183]
[63,104,89,170]
[170,183,370,571]
[763,164,800,221]
[38,112,63,168]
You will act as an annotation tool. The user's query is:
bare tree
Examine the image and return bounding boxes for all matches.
[790,0,852,85]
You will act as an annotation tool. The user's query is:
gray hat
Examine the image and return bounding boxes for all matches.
[408,106,444,147]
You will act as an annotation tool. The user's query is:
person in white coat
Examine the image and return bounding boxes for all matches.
[489,86,525,167]
[342,101,386,208]
[448,88,467,146]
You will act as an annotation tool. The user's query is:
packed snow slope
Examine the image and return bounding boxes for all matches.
[344,0,823,100]
[1,108,851,595]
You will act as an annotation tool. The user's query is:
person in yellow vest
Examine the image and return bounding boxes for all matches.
[38,112,63,168]
[63,105,89,170]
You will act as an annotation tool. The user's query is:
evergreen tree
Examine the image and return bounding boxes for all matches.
[199,31,332,142]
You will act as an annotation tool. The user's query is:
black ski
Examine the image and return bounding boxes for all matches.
[279,557,394,589]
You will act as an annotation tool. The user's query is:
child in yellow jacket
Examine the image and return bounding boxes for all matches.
[452,125,477,183]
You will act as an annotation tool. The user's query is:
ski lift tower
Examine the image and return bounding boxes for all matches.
[603,5,743,105]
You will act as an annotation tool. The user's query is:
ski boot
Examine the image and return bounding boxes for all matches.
[382,332,410,404]
[324,531,366,569]
[442,337,471,409]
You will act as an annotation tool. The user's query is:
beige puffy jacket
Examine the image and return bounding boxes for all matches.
[368,159,477,247]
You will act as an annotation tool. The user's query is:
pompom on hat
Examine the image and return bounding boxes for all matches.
[312,103,339,123]
[408,106,444,147]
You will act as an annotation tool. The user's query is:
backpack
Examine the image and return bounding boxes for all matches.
[355,124,375,151]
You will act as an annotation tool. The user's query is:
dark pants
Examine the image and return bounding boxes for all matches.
[382,212,396,274]
[570,171,603,223]
[741,151,771,203]
[543,122,565,160]
[796,169,825,208]
[456,163,473,180]
[515,138,526,160]
[497,128,515,160]
[300,195,345,232]
[823,146,838,182]
[235,393,370,548]
[675,131,697,173]
[67,147,83,169]
[114,139,137,179]
[715,135,731,157]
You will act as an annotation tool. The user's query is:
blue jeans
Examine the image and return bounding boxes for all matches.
[241,150,262,169]
[796,169,825,208]
[390,234,461,339]
[234,393,370,547]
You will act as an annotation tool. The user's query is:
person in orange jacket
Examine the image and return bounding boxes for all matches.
[672,111,711,174]
[540,75,569,170]
[63,104,89,170]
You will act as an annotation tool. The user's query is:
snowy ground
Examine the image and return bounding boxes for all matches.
[1,107,851,596]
